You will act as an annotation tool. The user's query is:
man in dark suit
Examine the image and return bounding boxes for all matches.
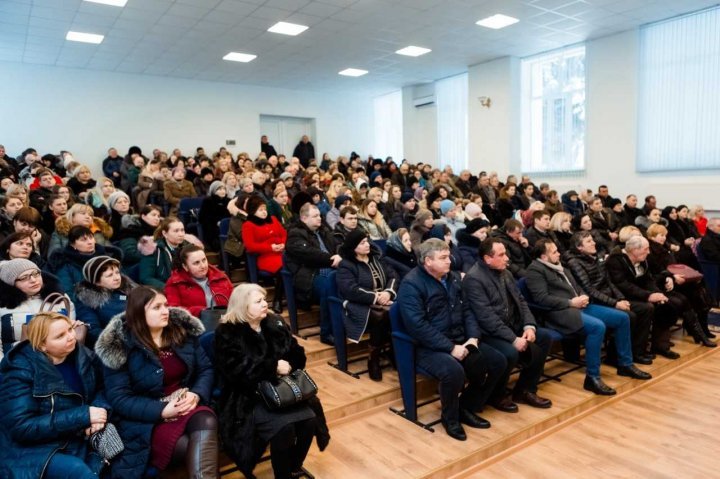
[525,239,651,396]
[292,135,315,168]
[699,217,720,262]
[463,238,553,409]
[260,135,278,158]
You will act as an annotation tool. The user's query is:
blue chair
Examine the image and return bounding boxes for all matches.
[246,253,274,284]
[178,197,204,240]
[372,239,387,255]
[388,303,441,432]
[218,218,231,275]
[697,244,720,303]
[281,254,300,335]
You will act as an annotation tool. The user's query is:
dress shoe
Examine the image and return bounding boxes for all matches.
[653,348,680,360]
[491,397,519,413]
[617,364,652,380]
[442,420,467,441]
[633,354,653,365]
[320,335,335,346]
[459,408,491,429]
[512,391,552,409]
[583,376,616,396]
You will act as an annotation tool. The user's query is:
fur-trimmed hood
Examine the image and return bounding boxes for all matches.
[75,275,137,309]
[55,215,113,238]
[94,307,204,370]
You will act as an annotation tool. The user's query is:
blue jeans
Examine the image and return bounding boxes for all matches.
[582,304,632,377]
[312,274,333,338]
[45,453,96,479]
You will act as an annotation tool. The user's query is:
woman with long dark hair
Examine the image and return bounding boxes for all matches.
[95,286,217,478]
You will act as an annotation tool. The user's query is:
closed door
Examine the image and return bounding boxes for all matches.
[259,115,316,158]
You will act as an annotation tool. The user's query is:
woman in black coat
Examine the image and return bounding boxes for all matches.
[455,219,490,273]
[199,181,230,252]
[214,283,330,479]
[95,286,217,478]
[382,228,416,281]
[0,312,109,479]
[337,230,398,381]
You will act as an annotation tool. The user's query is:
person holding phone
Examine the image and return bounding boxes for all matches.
[95,286,217,478]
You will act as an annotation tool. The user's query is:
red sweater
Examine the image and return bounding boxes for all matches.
[164,265,233,317]
[241,216,287,274]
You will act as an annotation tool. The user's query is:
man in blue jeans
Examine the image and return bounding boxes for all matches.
[525,239,651,395]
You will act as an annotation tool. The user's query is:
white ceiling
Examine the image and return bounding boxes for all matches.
[1,0,717,94]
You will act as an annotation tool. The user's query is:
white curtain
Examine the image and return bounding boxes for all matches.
[638,6,720,171]
[373,90,403,162]
[436,73,468,172]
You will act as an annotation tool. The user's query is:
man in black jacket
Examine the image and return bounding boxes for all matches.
[699,217,720,262]
[524,210,557,249]
[286,203,341,345]
[463,239,553,409]
[622,194,643,227]
[260,135,278,158]
[292,135,315,168]
[565,232,653,364]
[388,192,417,231]
[397,239,505,441]
[492,219,531,278]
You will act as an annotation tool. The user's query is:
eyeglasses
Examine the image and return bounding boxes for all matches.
[16,270,41,283]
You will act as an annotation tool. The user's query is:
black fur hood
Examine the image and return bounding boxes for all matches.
[94,307,204,370]
[74,275,137,309]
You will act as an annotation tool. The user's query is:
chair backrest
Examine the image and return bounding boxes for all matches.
[199,331,215,365]
[219,217,231,237]
[517,277,532,302]
[389,302,404,333]
[373,239,387,255]
[178,197,204,223]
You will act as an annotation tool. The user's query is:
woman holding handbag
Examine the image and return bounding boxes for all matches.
[164,245,233,317]
[215,283,330,479]
[0,312,110,479]
[336,230,398,381]
[0,258,76,359]
[95,286,218,478]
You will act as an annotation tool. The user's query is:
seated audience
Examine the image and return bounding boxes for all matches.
[495,183,517,223]
[164,166,196,217]
[357,199,392,240]
[214,284,329,479]
[0,195,25,241]
[48,203,113,256]
[561,190,584,217]
[0,312,110,478]
[525,239,651,396]
[66,165,96,200]
[112,204,162,268]
[463,238,553,409]
[139,217,194,289]
[524,210,557,249]
[572,213,610,257]
[332,205,358,245]
[388,192,418,231]
[635,207,667,233]
[409,210,434,253]
[40,194,68,235]
[86,177,116,219]
[75,255,136,348]
[337,230,398,380]
[491,219,531,279]
[268,185,293,227]
[383,228,416,281]
[165,245,233,318]
[699,217,720,262]
[397,238,505,440]
[286,203,341,345]
[0,231,45,267]
[95,286,217,478]
[199,181,230,252]
[691,205,708,236]
[455,218,490,273]
[677,204,700,239]
[48,225,123,302]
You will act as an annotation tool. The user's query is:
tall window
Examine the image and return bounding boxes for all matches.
[638,7,720,172]
[436,73,468,172]
[373,90,403,163]
[521,45,586,174]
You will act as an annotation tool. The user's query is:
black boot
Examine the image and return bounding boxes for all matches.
[272,274,284,314]
[685,317,717,348]
[186,430,219,478]
[367,346,382,381]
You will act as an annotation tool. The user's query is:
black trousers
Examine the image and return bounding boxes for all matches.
[270,417,317,479]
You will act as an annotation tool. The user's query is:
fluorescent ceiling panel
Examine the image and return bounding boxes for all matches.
[339,68,368,77]
[396,45,431,57]
[223,52,257,62]
[66,31,104,44]
[476,14,519,29]
[267,21,309,36]
[83,0,128,6]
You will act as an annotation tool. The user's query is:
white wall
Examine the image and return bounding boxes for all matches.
[0,61,374,175]
[402,84,437,167]
[403,29,720,209]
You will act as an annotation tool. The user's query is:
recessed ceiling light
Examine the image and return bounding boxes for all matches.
[223,52,257,63]
[476,14,519,29]
[339,68,368,77]
[83,0,128,6]
[66,31,104,44]
[268,21,309,36]
[396,46,432,57]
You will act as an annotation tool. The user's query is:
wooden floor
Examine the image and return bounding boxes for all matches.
[214,323,719,479]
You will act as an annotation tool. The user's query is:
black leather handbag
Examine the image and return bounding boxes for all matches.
[199,293,229,332]
[257,370,318,410]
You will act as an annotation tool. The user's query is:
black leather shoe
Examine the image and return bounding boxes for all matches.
[512,391,552,409]
[320,335,335,346]
[459,408,491,429]
[653,348,680,360]
[633,354,653,365]
[617,364,652,380]
[491,396,519,413]
[442,420,467,441]
[583,376,616,396]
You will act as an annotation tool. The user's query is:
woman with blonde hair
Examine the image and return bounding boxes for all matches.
[48,203,113,256]
[67,165,97,200]
[357,198,392,240]
[0,311,109,478]
[215,284,329,479]
[85,176,115,218]
[549,211,573,253]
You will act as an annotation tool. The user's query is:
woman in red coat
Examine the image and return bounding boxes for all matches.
[242,195,287,313]
[165,244,233,317]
